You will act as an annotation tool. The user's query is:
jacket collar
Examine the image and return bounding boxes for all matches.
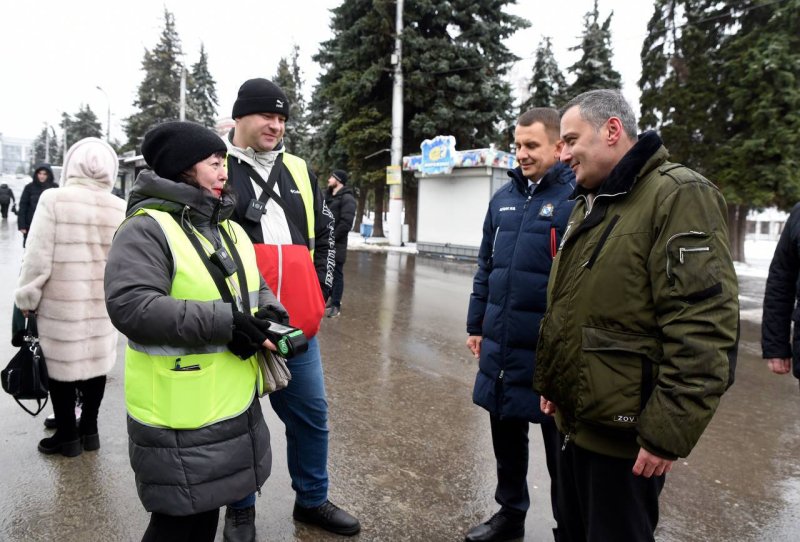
[126,170,234,227]
[508,161,574,195]
[572,131,667,200]
[226,128,285,169]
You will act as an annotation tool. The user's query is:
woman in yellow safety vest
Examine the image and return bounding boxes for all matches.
[105,121,289,542]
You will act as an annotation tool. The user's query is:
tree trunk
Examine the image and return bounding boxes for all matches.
[373,182,386,237]
[404,174,418,242]
[354,186,368,231]
[727,203,748,262]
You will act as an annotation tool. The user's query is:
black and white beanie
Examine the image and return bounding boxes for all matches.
[232,78,290,120]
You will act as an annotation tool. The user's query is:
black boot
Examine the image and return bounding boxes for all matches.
[464,509,525,542]
[293,500,360,536]
[38,379,81,457]
[223,505,255,542]
[77,376,106,451]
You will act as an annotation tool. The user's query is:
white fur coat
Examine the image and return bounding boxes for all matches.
[15,175,126,382]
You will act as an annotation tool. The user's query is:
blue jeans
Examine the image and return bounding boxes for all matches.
[331,260,345,308]
[232,336,330,510]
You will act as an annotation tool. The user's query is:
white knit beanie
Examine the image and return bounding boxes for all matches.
[62,137,118,187]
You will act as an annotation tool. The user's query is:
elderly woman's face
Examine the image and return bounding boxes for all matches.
[191,154,228,198]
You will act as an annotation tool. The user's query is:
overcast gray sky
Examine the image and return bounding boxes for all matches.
[1,1,654,143]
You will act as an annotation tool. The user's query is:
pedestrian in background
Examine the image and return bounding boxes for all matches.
[0,183,15,219]
[762,201,800,390]
[105,121,280,542]
[14,138,125,457]
[224,78,360,540]
[18,163,58,247]
[535,89,739,541]
[324,169,356,318]
[465,108,575,542]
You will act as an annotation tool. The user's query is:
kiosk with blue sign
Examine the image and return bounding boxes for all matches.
[404,136,516,259]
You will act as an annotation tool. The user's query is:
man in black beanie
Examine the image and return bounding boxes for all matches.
[222,78,359,541]
[324,169,357,318]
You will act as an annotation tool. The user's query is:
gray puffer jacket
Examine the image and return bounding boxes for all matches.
[105,170,276,515]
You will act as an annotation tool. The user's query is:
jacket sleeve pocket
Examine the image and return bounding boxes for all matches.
[665,231,722,303]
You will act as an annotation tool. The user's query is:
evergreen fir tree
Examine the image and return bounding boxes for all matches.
[637,0,800,261]
[639,0,728,174]
[61,105,104,146]
[32,125,60,167]
[187,43,218,129]
[566,0,621,97]
[715,0,800,210]
[125,9,184,150]
[310,0,394,236]
[715,0,800,260]
[273,45,310,157]
[520,36,568,111]
[404,0,528,149]
[311,0,528,238]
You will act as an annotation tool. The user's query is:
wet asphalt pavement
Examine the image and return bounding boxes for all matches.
[0,173,798,541]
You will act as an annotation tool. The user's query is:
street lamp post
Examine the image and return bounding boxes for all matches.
[96,86,111,142]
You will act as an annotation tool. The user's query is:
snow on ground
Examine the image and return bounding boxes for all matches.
[737,240,776,279]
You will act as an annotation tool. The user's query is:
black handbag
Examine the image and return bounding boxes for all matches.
[2,314,49,416]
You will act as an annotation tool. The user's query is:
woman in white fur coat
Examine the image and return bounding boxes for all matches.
[15,137,126,458]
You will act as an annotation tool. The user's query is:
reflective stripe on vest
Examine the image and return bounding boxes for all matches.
[123,208,263,429]
[283,153,316,258]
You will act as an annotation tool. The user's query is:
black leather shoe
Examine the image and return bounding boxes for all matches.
[223,505,256,542]
[464,510,525,542]
[38,435,82,458]
[293,500,360,536]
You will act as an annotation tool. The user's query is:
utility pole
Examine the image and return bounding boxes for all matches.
[387,0,404,246]
[96,86,111,142]
[179,66,187,121]
[44,122,50,163]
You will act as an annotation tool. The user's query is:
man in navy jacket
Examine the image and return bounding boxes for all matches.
[465,108,575,542]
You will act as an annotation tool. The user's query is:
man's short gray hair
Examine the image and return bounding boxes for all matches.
[560,90,638,139]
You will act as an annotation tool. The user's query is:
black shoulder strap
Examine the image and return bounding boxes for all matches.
[169,215,250,312]
[242,154,285,207]
[239,156,308,238]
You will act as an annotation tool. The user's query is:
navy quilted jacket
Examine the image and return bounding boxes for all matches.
[467,161,575,422]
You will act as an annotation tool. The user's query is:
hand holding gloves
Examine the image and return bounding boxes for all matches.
[228,310,269,359]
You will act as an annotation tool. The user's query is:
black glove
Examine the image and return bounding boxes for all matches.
[228,310,269,359]
[255,305,290,326]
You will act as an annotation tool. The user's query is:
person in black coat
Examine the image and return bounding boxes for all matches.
[19,164,59,246]
[762,202,800,390]
[323,169,356,318]
[464,108,575,542]
[0,183,15,219]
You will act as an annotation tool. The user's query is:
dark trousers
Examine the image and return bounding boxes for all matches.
[557,437,665,542]
[490,415,560,524]
[331,259,345,307]
[141,509,219,542]
[49,376,106,438]
[1,202,8,218]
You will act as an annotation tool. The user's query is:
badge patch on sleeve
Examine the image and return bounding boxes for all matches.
[539,203,554,217]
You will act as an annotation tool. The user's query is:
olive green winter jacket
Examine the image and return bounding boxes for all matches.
[533,132,739,460]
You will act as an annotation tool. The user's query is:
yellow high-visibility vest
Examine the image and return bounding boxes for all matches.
[124,208,263,429]
[283,153,316,256]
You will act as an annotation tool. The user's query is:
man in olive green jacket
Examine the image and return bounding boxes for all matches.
[534,89,739,541]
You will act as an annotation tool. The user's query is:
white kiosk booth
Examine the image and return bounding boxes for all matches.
[403,136,516,259]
